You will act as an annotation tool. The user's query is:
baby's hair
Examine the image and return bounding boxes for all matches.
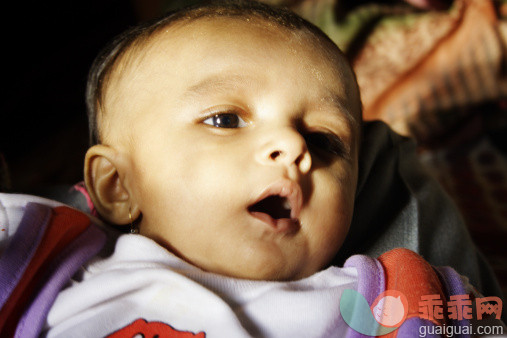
[86,0,347,145]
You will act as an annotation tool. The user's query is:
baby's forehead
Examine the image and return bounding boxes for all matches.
[130,17,356,96]
[127,15,349,74]
[102,16,361,139]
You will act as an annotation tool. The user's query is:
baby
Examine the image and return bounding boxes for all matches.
[83,0,361,282]
[1,1,503,337]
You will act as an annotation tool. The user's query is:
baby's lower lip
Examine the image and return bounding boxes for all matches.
[249,211,299,233]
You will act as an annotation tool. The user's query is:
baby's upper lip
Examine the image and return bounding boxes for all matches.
[249,179,303,219]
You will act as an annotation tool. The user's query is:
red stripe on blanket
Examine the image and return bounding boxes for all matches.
[0,206,90,335]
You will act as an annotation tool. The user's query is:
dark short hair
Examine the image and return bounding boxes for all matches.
[86,0,348,145]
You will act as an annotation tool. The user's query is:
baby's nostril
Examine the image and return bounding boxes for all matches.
[270,151,282,160]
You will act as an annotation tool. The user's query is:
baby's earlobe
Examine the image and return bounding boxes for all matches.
[84,145,132,225]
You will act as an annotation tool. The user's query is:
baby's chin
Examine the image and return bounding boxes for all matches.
[201,257,327,282]
[216,268,311,282]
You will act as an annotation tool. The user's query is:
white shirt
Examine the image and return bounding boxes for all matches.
[45,234,358,338]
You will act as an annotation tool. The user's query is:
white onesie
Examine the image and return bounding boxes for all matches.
[44,234,358,337]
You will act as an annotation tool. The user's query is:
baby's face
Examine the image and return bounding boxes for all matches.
[105,18,360,280]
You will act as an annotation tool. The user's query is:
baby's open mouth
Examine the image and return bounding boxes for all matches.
[247,179,303,232]
[248,195,292,220]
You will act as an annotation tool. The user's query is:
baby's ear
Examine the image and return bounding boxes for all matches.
[84,145,137,225]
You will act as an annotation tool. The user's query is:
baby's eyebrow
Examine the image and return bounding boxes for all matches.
[319,93,360,130]
[183,75,253,99]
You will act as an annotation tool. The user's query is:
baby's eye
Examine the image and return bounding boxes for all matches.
[304,132,346,157]
[203,113,248,128]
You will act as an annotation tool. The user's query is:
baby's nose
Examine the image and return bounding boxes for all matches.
[256,128,312,174]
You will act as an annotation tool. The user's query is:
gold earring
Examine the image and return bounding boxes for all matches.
[129,207,139,234]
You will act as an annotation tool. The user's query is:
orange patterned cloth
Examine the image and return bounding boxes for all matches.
[353,0,506,141]
[280,0,507,143]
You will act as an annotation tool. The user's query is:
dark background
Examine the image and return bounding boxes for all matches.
[0,1,166,194]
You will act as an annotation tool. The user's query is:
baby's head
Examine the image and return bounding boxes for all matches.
[84,0,362,281]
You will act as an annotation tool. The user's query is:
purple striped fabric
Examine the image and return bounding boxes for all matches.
[0,203,52,308]
[14,223,106,338]
[344,254,386,338]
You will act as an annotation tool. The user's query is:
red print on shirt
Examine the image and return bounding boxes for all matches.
[106,318,206,338]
